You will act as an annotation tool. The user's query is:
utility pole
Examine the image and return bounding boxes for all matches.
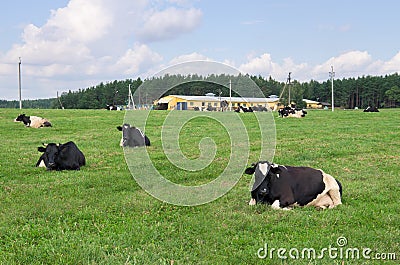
[18,57,22,109]
[287,72,292,106]
[229,79,232,111]
[329,66,335,111]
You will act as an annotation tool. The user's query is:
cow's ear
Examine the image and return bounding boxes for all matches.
[38,147,46,152]
[117,126,122,131]
[269,163,281,174]
[244,163,257,175]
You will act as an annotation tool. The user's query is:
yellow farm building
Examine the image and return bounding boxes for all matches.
[155,94,280,111]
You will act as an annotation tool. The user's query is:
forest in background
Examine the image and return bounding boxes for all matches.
[1,73,399,109]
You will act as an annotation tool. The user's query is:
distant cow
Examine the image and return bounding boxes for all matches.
[234,106,254,113]
[14,114,52,128]
[363,106,379,112]
[252,105,269,112]
[245,161,342,210]
[117,124,150,147]
[106,104,122,111]
[278,106,307,118]
[36,141,86,171]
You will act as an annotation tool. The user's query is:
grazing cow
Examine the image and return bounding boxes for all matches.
[14,114,52,128]
[278,106,307,118]
[117,124,150,147]
[36,141,86,171]
[244,161,342,210]
[363,106,379,112]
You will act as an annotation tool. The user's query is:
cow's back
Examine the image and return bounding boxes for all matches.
[57,141,85,170]
[276,166,325,206]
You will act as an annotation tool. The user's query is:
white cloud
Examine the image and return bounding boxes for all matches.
[311,51,373,80]
[168,52,211,65]
[136,7,202,42]
[0,0,205,99]
[114,43,163,75]
[238,53,308,81]
[238,50,399,83]
[45,0,113,43]
[377,51,400,73]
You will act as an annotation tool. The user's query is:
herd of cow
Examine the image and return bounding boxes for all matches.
[14,106,376,210]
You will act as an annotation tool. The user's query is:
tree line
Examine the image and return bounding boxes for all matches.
[1,73,399,109]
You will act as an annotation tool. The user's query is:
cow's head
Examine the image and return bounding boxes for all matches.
[14,114,28,122]
[37,143,60,170]
[117,123,133,147]
[245,161,282,204]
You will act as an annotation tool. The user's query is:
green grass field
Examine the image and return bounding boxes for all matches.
[0,108,399,264]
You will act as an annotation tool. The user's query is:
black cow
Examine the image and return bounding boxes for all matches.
[363,106,379,112]
[36,141,86,171]
[14,114,52,128]
[117,124,150,147]
[245,161,342,210]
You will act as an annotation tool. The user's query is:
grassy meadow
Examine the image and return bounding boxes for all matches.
[0,108,399,264]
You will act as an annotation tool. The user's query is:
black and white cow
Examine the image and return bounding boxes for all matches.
[278,106,307,118]
[36,141,86,171]
[106,104,122,111]
[117,124,150,147]
[234,106,254,113]
[363,106,379,112]
[14,114,52,128]
[245,161,342,210]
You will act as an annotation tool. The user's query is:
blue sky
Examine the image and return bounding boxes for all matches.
[1,0,399,100]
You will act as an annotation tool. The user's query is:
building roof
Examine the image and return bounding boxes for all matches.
[303,99,320,104]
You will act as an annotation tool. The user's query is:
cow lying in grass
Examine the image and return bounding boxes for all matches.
[14,114,52,128]
[245,161,342,210]
[278,106,307,118]
[117,124,150,147]
[36,141,86,171]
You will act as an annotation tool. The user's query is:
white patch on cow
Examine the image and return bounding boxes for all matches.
[120,138,124,147]
[307,170,342,209]
[38,160,46,167]
[28,116,50,128]
[249,198,256,206]
[287,110,304,118]
[258,162,269,176]
[271,200,280,209]
[271,200,292,210]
